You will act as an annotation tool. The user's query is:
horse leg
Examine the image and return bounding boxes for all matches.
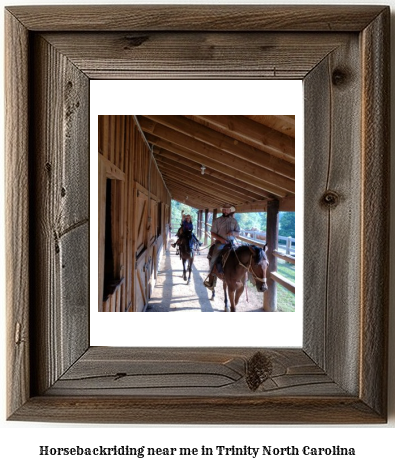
[182,259,187,281]
[228,288,236,312]
[223,282,230,312]
[211,276,216,300]
[187,258,192,284]
[235,284,245,306]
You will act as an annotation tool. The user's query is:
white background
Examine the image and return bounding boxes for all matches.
[1,1,394,469]
[90,79,304,347]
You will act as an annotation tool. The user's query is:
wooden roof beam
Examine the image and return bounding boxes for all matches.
[160,171,252,206]
[170,186,219,207]
[140,115,295,180]
[170,194,219,212]
[233,201,268,213]
[158,164,250,204]
[187,115,295,163]
[145,134,291,197]
[168,181,223,209]
[156,156,263,203]
[244,115,295,138]
[139,118,294,192]
[170,194,206,210]
[232,195,295,212]
[163,173,234,206]
[154,150,271,200]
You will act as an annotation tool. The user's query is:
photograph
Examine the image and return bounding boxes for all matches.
[98,115,295,314]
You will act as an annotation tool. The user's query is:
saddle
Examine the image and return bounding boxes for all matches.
[208,243,233,274]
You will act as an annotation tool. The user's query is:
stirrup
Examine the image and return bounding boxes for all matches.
[203,279,214,290]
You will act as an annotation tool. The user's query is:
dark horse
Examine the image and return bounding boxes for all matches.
[210,244,269,312]
[178,230,194,284]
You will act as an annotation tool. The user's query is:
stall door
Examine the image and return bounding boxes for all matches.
[134,188,149,311]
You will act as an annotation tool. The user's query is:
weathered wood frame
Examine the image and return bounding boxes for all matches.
[5,5,389,423]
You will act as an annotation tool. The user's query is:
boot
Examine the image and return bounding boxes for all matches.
[203,275,215,290]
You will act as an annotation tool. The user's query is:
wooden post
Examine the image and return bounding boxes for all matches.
[286,236,292,255]
[195,211,199,238]
[213,208,218,221]
[204,209,208,244]
[264,199,279,312]
[198,210,203,239]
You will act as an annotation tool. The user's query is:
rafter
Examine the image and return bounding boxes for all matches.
[244,115,295,138]
[156,155,263,203]
[154,150,271,199]
[186,115,295,163]
[140,115,295,179]
[168,180,224,208]
[146,134,291,197]
[159,164,249,204]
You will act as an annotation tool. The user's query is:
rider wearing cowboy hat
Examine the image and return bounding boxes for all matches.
[172,213,202,249]
[204,203,240,290]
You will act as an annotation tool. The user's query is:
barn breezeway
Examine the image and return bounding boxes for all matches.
[98,115,295,313]
[147,245,266,312]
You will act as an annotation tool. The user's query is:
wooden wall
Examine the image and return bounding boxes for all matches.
[98,115,171,312]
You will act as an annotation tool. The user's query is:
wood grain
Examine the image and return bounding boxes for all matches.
[12,347,384,423]
[5,10,30,418]
[304,35,362,395]
[189,115,295,164]
[45,347,346,397]
[6,5,386,31]
[9,395,384,425]
[40,32,351,80]
[29,35,90,395]
[264,200,279,312]
[98,117,171,312]
[360,9,390,418]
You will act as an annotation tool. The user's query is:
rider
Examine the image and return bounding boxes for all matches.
[172,213,202,250]
[203,203,240,290]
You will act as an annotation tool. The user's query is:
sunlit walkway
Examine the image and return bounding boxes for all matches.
[146,247,215,312]
[147,245,264,312]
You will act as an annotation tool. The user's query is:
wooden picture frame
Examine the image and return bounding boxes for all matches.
[5,5,389,424]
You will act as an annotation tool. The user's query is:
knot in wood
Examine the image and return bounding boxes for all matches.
[332,68,348,87]
[123,35,149,49]
[246,351,273,391]
[321,190,340,208]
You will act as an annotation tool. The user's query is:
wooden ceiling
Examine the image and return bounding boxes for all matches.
[136,115,295,212]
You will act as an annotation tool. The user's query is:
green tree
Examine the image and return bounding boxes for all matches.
[279,212,295,238]
[171,200,199,230]
[233,212,266,231]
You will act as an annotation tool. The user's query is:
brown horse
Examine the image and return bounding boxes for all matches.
[178,230,194,284]
[211,244,269,312]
